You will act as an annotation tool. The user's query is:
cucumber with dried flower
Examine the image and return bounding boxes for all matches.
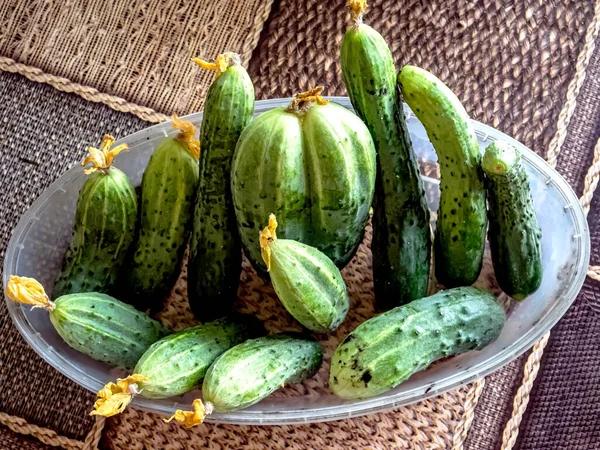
[188,53,255,321]
[6,276,170,370]
[399,65,487,288]
[341,1,430,307]
[53,136,137,299]
[126,116,200,308]
[260,214,349,332]
[482,141,542,300]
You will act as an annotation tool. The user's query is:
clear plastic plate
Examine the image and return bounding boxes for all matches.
[3,97,590,425]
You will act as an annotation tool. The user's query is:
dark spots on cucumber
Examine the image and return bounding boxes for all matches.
[452,236,458,242]
[450,209,456,215]
[361,370,372,386]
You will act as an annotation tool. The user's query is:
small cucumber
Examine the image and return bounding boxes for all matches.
[398,66,487,288]
[340,1,430,307]
[202,334,323,413]
[329,287,505,400]
[260,214,349,332]
[6,276,170,370]
[482,141,542,300]
[53,136,137,299]
[188,53,255,321]
[126,117,200,308]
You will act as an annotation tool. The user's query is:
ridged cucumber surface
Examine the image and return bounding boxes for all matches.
[329,287,505,399]
[398,66,487,287]
[482,141,542,300]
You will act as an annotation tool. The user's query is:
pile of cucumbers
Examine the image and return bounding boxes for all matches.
[5,0,544,426]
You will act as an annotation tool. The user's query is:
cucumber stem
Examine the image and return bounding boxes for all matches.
[81,135,129,175]
[482,141,518,176]
[193,52,241,78]
[286,86,329,112]
[347,0,367,26]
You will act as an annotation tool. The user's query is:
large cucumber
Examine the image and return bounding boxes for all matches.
[6,276,170,370]
[188,53,255,321]
[260,214,349,332]
[126,117,200,308]
[340,3,430,307]
[53,136,137,299]
[231,87,377,272]
[329,287,505,400]
[398,66,487,287]
[482,141,542,300]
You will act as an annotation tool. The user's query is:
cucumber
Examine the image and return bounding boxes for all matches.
[260,214,349,332]
[340,5,430,307]
[6,276,170,370]
[126,117,200,308]
[131,316,263,398]
[53,136,137,299]
[482,141,542,300]
[188,53,255,321]
[398,66,487,287]
[202,334,323,412]
[329,286,505,400]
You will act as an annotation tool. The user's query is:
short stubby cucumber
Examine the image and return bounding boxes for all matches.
[341,2,430,307]
[329,287,505,400]
[231,87,376,272]
[126,116,200,309]
[399,66,487,288]
[260,214,349,332]
[6,276,170,370]
[482,141,542,300]
[188,53,255,321]
[53,135,137,299]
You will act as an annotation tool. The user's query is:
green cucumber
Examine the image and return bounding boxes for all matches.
[341,9,430,307]
[231,88,377,272]
[482,141,542,300]
[398,66,487,287]
[132,316,263,398]
[329,287,505,400]
[126,117,200,308]
[260,214,349,332]
[53,136,137,299]
[202,334,323,412]
[188,54,255,321]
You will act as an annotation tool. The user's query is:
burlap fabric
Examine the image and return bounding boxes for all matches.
[1,0,599,448]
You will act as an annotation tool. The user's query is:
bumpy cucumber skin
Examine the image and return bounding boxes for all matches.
[188,65,255,321]
[269,239,349,332]
[483,142,542,300]
[127,137,199,308]
[202,334,323,412]
[341,25,430,307]
[53,168,137,299]
[329,287,505,400]
[398,66,487,288]
[133,316,263,398]
[49,293,170,370]
[231,102,377,272]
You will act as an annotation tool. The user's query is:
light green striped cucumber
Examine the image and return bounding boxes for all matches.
[130,316,263,399]
[53,136,137,299]
[126,117,200,309]
[188,53,255,322]
[399,66,487,288]
[482,141,542,300]
[202,334,323,413]
[260,214,349,332]
[340,1,430,308]
[330,287,505,400]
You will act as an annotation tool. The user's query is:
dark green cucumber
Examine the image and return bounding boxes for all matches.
[132,316,263,398]
[341,17,430,307]
[482,141,542,300]
[188,54,255,321]
[330,287,505,399]
[53,141,137,299]
[399,66,487,287]
[202,334,323,412]
[127,119,200,308]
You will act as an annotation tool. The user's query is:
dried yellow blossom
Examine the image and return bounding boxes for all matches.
[81,135,129,174]
[348,0,367,24]
[5,276,55,311]
[171,115,200,159]
[90,374,148,417]
[192,52,241,78]
[259,214,278,271]
[287,86,330,112]
[164,399,213,428]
